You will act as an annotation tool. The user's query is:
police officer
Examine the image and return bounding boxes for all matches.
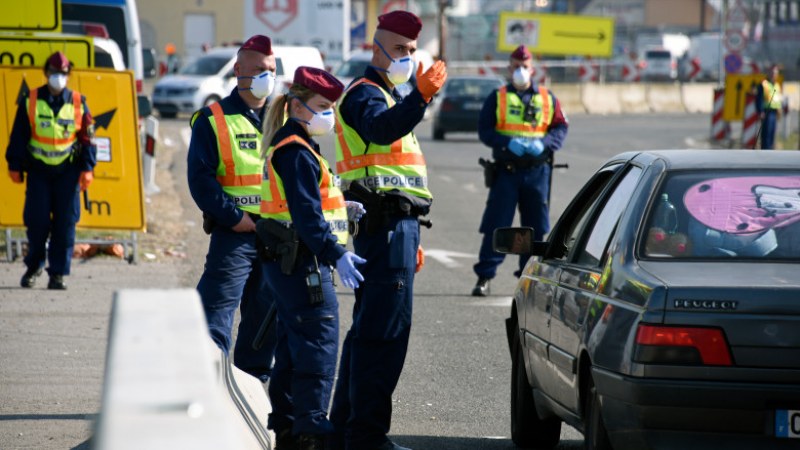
[756,64,783,150]
[329,10,447,450]
[187,35,277,380]
[471,44,568,296]
[5,51,96,290]
[259,66,365,450]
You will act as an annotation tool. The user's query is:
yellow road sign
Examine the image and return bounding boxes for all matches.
[723,73,784,121]
[0,35,94,68]
[0,66,145,231]
[0,0,61,33]
[498,12,614,57]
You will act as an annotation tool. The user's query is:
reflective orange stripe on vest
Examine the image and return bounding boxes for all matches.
[28,90,83,147]
[209,102,262,186]
[261,135,346,214]
[335,78,407,172]
[497,86,551,133]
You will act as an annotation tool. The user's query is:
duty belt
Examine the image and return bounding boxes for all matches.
[499,156,550,172]
[28,145,74,159]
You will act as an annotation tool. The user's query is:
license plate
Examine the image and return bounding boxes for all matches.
[775,410,800,438]
[463,102,482,110]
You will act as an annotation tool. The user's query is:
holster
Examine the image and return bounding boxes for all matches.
[478,157,496,188]
[202,212,216,235]
[347,180,432,235]
[255,218,303,275]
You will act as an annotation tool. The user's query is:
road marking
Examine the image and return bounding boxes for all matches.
[438,174,453,183]
[471,296,513,307]
[425,248,476,268]
[464,182,478,193]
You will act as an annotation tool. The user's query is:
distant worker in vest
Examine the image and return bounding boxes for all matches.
[471,44,569,296]
[187,35,278,381]
[258,66,365,450]
[6,51,96,290]
[756,64,783,150]
[330,10,447,450]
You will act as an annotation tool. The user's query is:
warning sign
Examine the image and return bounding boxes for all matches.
[0,67,145,231]
[0,0,61,33]
[723,73,784,121]
[0,35,94,69]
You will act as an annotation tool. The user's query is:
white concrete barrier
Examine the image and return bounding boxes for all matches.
[617,84,649,113]
[647,84,685,113]
[93,289,272,450]
[681,83,715,113]
[582,83,622,114]
[549,83,585,114]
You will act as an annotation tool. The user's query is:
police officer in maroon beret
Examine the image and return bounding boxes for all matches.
[5,51,96,290]
[187,35,278,381]
[259,66,365,450]
[330,9,447,450]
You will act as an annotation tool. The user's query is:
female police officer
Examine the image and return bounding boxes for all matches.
[259,66,365,450]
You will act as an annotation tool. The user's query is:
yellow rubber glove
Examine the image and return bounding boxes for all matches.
[9,170,23,184]
[416,60,448,103]
[415,245,425,273]
[79,171,94,192]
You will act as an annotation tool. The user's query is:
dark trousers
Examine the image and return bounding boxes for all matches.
[23,166,81,276]
[474,164,550,279]
[264,258,339,435]
[330,216,420,450]
[197,227,276,379]
[760,109,778,150]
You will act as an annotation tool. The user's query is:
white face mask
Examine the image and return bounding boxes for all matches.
[374,39,414,85]
[512,66,531,89]
[296,99,335,136]
[239,71,275,99]
[48,73,68,91]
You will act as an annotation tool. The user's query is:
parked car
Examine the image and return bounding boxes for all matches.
[641,48,677,81]
[431,75,504,140]
[497,150,800,449]
[152,45,324,118]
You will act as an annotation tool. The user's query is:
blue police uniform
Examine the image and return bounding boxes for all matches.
[5,86,95,279]
[263,120,346,436]
[187,88,276,379]
[330,67,430,450]
[474,82,568,280]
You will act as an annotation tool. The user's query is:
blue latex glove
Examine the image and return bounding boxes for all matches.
[507,137,527,157]
[345,200,366,222]
[336,251,367,289]
[524,138,545,157]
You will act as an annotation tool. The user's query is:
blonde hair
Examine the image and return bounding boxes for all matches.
[261,84,316,158]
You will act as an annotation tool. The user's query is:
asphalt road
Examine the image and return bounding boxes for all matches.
[0,112,712,450]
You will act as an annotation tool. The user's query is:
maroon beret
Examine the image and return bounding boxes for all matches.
[510,45,532,61]
[46,51,71,72]
[377,10,422,40]
[239,35,273,56]
[294,66,344,102]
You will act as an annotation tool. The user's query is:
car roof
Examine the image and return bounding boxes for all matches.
[205,47,239,58]
[618,150,800,170]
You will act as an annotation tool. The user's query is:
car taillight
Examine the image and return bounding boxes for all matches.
[82,22,110,38]
[634,324,732,366]
[441,99,454,112]
[136,79,143,93]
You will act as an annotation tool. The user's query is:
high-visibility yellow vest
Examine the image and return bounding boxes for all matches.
[761,80,783,110]
[27,89,83,166]
[260,135,348,245]
[495,85,554,138]
[335,79,432,199]
[193,102,264,214]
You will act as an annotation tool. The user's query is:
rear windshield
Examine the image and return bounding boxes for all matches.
[179,55,231,75]
[642,171,800,260]
[445,78,502,97]
[645,50,671,59]
[335,59,370,78]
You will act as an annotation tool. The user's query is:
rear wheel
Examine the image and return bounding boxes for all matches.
[584,377,612,450]
[433,127,445,141]
[511,334,561,448]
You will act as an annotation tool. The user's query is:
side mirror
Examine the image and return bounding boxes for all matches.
[137,94,152,117]
[493,227,546,255]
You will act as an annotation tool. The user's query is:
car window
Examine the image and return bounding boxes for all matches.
[94,49,114,69]
[646,50,671,59]
[576,166,643,266]
[445,79,502,97]
[335,60,370,78]
[275,57,285,77]
[642,171,800,260]
[552,163,624,260]
[179,55,231,76]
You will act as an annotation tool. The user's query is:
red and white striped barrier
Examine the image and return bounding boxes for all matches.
[532,61,547,85]
[621,59,640,82]
[741,92,760,149]
[686,57,701,82]
[710,88,730,142]
[578,58,599,83]
[742,60,760,75]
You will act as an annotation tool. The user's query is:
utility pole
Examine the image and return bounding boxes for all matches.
[438,0,448,61]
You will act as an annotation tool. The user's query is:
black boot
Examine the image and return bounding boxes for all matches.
[471,277,490,297]
[275,429,297,450]
[20,267,42,288]
[48,275,67,290]
[295,434,325,450]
